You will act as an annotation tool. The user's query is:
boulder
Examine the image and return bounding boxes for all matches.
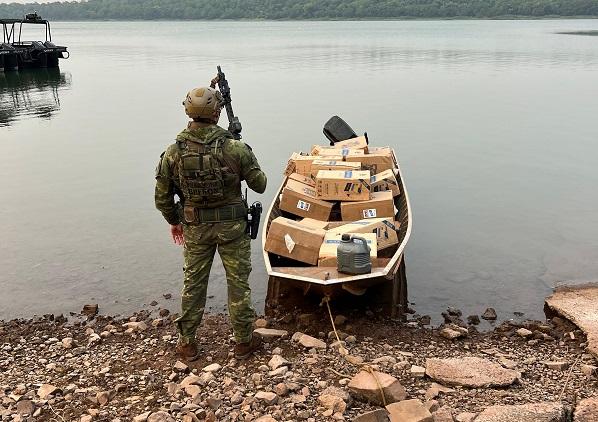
[202,363,222,373]
[516,328,533,338]
[574,397,598,422]
[268,355,290,371]
[255,391,278,405]
[148,411,176,422]
[16,400,35,416]
[298,334,327,349]
[440,325,468,340]
[386,399,433,422]
[432,406,455,422]
[348,370,407,405]
[545,284,598,358]
[37,384,61,399]
[475,402,568,421]
[425,357,520,387]
[481,308,497,320]
[354,409,391,422]
[254,328,289,340]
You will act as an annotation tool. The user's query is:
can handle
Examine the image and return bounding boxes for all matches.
[351,235,371,253]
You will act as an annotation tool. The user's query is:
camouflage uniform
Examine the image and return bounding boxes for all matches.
[155,122,267,345]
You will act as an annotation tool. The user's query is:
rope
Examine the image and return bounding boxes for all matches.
[558,354,582,401]
[322,295,387,406]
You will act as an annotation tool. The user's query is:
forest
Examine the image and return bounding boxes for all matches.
[1,0,597,20]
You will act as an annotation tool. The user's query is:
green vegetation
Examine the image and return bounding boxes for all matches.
[1,0,597,20]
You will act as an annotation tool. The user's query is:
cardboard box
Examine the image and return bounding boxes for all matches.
[345,152,394,174]
[285,178,318,198]
[310,160,361,177]
[287,172,315,187]
[279,185,333,221]
[285,153,330,176]
[265,217,326,265]
[315,170,371,202]
[333,135,369,152]
[341,191,395,221]
[367,146,393,155]
[328,217,399,251]
[370,169,401,197]
[318,232,377,267]
[311,145,365,157]
[299,218,330,230]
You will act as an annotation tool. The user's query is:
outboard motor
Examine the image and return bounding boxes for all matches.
[323,115,359,146]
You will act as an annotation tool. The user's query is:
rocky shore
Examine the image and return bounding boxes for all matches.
[1,300,597,421]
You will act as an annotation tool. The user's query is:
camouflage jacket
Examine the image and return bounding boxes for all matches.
[155,123,267,225]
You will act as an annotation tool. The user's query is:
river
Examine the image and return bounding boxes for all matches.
[1,19,597,321]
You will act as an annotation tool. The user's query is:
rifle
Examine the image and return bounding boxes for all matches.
[214,65,242,140]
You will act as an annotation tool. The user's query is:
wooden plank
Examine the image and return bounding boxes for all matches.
[272,258,391,281]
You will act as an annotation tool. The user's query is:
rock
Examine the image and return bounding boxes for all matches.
[62,337,74,349]
[96,391,110,406]
[348,370,407,405]
[475,402,568,421]
[386,399,433,422]
[411,365,426,378]
[16,400,35,416]
[541,361,569,371]
[425,383,455,400]
[274,382,289,396]
[133,412,151,422]
[174,361,189,372]
[298,334,327,349]
[148,411,176,422]
[297,313,316,326]
[467,315,480,325]
[82,304,99,316]
[255,318,268,328]
[574,397,598,422]
[255,391,278,405]
[425,400,440,413]
[481,308,497,320]
[517,328,533,338]
[318,393,347,413]
[545,284,598,358]
[255,417,277,422]
[334,315,348,326]
[122,321,148,332]
[581,364,597,377]
[185,385,201,397]
[439,325,468,340]
[498,357,518,370]
[353,409,391,422]
[455,413,477,422]
[202,363,221,373]
[268,366,288,377]
[254,328,289,340]
[433,406,455,422]
[80,416,93,422]
[180,375,202,387]
[37,384,61,399]
[206,397,222,410]
[425,357,520,387]
[159,308,170,317]
[268,355,290,371]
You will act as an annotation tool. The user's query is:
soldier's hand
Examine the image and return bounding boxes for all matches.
[210,75,219,88]
[170,224,185,246]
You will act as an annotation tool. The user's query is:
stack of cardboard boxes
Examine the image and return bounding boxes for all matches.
[265,136,402,269]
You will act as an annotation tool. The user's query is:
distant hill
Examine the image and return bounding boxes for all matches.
[1,0,597,20]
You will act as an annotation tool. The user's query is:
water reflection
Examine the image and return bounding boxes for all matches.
[0,68,71,127]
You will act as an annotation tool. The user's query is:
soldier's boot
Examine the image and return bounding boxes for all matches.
[234,335,263,360]
[176,341,202,362]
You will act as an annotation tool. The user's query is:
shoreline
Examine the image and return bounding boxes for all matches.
[3,17,598,22]
[1,299,596,421]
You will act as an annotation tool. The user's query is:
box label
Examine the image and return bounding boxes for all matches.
[297,200,311,211]
[343,170,353,178]
[363,209,377,218]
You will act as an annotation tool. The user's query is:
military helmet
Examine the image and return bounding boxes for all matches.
[182,87,224,119]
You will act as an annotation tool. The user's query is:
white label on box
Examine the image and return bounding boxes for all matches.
[284,234,296,253]
[297,200,311,211]
[363,209,377,218]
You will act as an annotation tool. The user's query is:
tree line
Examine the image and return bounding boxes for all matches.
[1,0,597,20]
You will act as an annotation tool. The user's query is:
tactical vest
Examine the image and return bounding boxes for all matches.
[175,126,243,222]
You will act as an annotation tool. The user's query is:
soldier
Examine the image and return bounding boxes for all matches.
[155,84,267,361]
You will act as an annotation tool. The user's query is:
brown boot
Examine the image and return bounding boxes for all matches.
[234,335,263,360]
[176,341,201,362]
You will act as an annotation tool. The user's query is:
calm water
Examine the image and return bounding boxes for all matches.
[1,20,598,321]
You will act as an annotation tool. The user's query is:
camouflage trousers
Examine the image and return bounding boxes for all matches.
[175,219,256,345]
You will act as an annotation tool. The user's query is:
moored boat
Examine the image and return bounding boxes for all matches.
[262,117,412,317]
